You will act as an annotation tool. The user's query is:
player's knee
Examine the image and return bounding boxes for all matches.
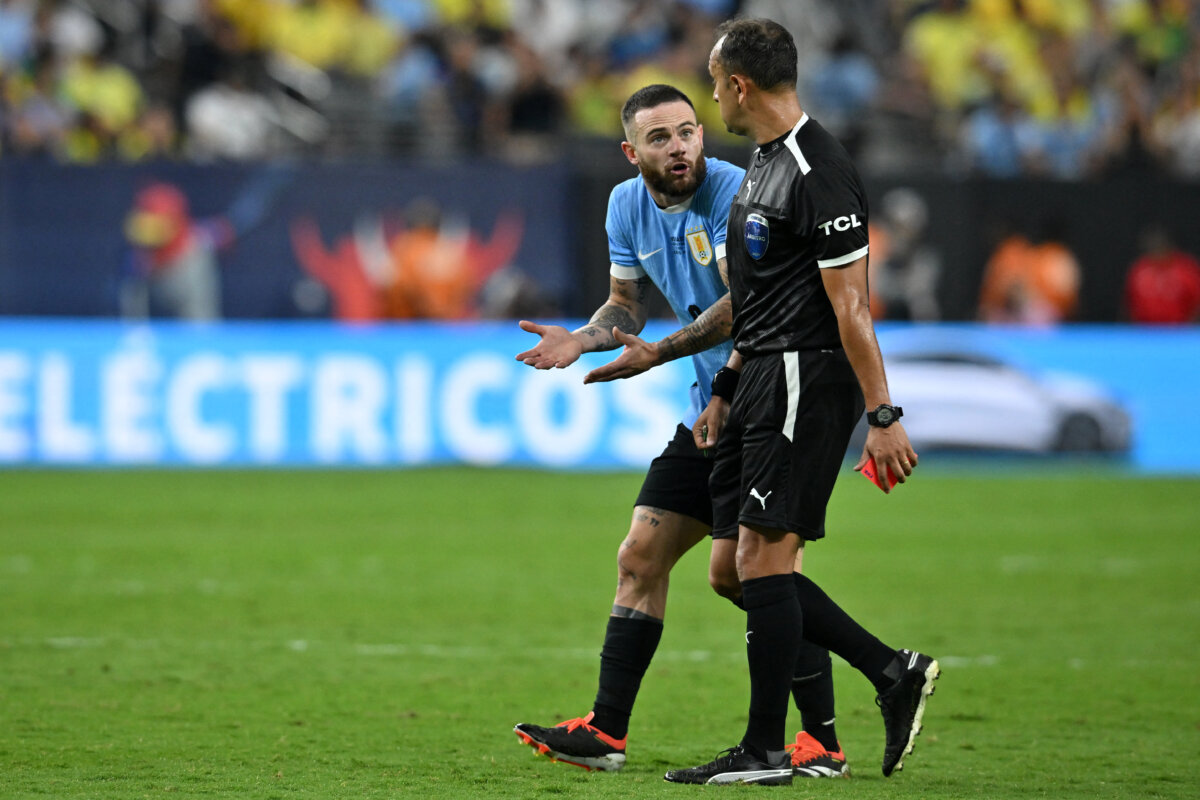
[617,535,668,587]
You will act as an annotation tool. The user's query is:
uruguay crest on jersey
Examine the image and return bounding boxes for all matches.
[686,227,713,266]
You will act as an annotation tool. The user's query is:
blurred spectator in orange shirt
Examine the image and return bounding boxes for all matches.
[292,197,523,322]
[384,198,523,319]
[979,219,1081,324]
[1124,225,1200,324]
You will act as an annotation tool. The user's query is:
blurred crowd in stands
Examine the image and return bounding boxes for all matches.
[0,0,1197,178]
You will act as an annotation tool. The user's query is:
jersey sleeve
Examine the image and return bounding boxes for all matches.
[707,161,744,253]
[605,184,645,279]
[798,164,870,269]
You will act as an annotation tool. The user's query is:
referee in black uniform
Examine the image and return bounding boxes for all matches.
[665,18,940,785]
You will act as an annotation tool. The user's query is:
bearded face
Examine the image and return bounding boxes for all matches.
[640,151,707,204]
[623,100,708,207]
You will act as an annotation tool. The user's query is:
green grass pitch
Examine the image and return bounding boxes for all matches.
[1,467,1197,799]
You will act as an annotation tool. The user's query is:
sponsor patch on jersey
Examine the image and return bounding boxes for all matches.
[686,227,713,266]
[745,213,769,260]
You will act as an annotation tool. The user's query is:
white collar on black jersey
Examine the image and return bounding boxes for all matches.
[784,114,812,174]
[754,113,812,174]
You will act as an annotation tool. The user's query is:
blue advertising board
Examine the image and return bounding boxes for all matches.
[0,319,692,468]
[0,320,1197,472]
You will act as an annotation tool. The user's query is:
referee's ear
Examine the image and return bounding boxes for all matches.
[729,73,746,101]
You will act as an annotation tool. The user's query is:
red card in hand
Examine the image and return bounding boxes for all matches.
[861,457,898,492]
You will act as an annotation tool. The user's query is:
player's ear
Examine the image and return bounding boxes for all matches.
[620,140,638,166]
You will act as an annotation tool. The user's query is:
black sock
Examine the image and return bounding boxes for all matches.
[792,641,838,751]
[793,573,896,693]
[739,574,802,761]
[590,615,662,739]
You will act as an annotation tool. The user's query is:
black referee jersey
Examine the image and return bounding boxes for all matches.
[725,113,871,356]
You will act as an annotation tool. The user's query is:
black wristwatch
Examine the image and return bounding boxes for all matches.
[867,404,903,428]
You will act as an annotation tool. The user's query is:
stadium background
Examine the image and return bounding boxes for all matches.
[1,0,1198,472]
[2,4,1199,798]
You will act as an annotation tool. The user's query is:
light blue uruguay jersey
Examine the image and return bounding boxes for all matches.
[606,157,744,428]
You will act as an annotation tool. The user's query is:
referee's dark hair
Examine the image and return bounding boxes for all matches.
[713,18,798,91]
[621,84,696,137]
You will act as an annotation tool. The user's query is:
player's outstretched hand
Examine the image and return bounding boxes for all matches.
[854,424,918,494]
[583,328,660,384]
[515,320,583,369]
[692,396,731,454]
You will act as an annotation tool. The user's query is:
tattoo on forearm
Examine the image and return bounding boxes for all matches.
[584,276,650,345]
[657,297,733,362]
[591,305,637,336]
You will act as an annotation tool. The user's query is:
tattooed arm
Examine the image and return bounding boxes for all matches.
[516,275,652,370]
[574,274,653,349]
[651,293,732,362]
[582,257,732,384]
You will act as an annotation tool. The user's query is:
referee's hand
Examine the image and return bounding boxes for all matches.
[693,397,730,454]
[855,425,918,493]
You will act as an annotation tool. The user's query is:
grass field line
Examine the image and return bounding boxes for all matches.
[11,635,999,669]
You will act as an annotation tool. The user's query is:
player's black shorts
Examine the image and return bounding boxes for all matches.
[709,348,864,541]
[634,423,714,527]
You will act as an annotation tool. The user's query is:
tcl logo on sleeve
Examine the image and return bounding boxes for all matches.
[817,214,863,235]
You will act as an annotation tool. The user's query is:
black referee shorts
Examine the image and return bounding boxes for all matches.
[709,348,864,541]
[634,423,715,527]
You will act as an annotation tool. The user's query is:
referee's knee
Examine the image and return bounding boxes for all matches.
[708,559,741,602]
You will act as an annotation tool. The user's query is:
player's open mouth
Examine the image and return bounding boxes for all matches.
[669,162,689,175]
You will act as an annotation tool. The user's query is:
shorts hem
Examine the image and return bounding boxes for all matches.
[737,512,826,541]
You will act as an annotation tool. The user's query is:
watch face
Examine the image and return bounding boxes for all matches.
[876,406,894,425]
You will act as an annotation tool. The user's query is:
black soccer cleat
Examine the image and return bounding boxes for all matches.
[513,712,626,772]
[664,744,793,785]
[877,648,940,776]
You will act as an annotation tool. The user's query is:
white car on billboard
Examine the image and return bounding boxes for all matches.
[852,351,1132,454]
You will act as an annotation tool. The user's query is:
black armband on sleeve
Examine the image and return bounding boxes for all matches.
[710,366,741,403]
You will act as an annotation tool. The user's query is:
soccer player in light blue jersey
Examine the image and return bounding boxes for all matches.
[512,85,847,777]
